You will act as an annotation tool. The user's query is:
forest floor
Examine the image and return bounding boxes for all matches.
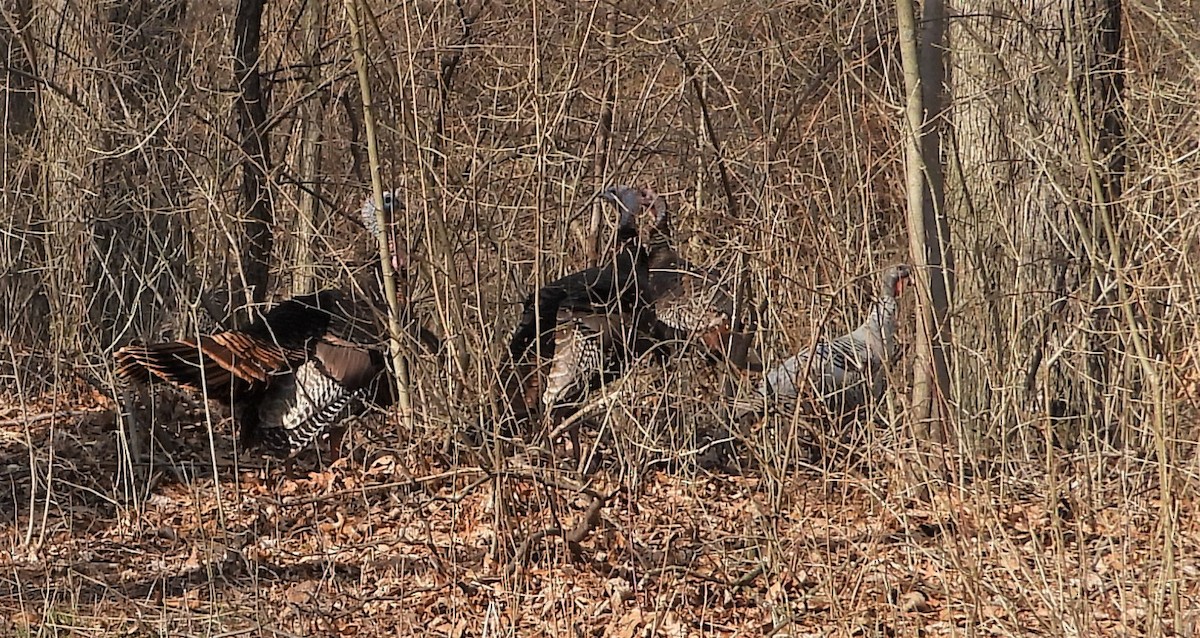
[1,391,1198,637]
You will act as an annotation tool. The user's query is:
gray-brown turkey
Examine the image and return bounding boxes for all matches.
[114,290,395,457]
[500,188,652,454]
[599,185,760,371]
[759,264,912,417]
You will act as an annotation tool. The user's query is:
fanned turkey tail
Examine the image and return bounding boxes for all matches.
[113,332,291,400]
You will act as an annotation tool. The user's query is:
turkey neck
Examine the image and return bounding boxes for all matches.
[851,285,899,353]
[611,232,649,304]
[612,202,650,290]
[645,207,675,269]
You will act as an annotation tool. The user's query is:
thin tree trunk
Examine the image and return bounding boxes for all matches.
[346,0,416,435]
[586,5,617,267]
[293,0,325,296]
[896,0,953,503]
[897,0,953,442]
[233,0,272,318]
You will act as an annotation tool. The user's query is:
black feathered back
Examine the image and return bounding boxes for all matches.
[498,201,650,429]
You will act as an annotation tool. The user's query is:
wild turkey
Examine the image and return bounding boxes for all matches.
[759,264,912,417]
[599,185,760,371]
[500,189,651,454]
[356,191,443,354]
[115,290,395,458]
[360,190,404,274]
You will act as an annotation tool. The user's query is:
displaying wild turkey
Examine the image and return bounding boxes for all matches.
[115,290,394,457]
[759,264,912,416]
[500,189,651,453]
[599,185,760,371]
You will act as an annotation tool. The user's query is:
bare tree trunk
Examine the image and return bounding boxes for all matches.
[947,0,1120,445]
[897,0,954,494]
[32,1,189,355]
[0,0,49,352]
[233,0,272,318]
[916,0,954,434]
[586,5,617,267]
[27,0,188,499]
[88,1,189,349]
[292,0,325,296]
[946,2,1142,611]
[31,1,103,361]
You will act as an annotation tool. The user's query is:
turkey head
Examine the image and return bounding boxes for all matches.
[361,190,406,273]
[882,264,912,299]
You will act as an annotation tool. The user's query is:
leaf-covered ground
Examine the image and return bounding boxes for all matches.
[2,395,1197,637]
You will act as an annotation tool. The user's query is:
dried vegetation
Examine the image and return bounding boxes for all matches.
[3,0,1200,636]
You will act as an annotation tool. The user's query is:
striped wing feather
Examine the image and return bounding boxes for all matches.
[252,362,357,455]
[250,337,388,457]
[542,309,619,412]
[645,241,754,369]
[764,336,872,405]
[653,272,726,333]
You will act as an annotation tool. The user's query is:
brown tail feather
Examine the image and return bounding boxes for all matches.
[196,333,290,382]
[115,341,232,395]
[114,331,298,399]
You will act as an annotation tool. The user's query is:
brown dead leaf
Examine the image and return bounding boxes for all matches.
[318,511,346,536]
[896,590,933,613]
[284,580,320,604]
[277,479,303,497]
[806,594,832,612]
[606,577,635,610]
[367,454,397,476]
[607,607,646,638]
[308,469,336,491]
[9,611,39,630]
[658,611,687,638]
[333,617,360,636]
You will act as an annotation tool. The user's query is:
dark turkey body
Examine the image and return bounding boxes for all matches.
[115,291,394,457]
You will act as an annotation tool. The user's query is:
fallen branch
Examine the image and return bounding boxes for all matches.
[506,488,617,577]
[496,465,599,498]
[641,563,766,589]
[546,378,627,442]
